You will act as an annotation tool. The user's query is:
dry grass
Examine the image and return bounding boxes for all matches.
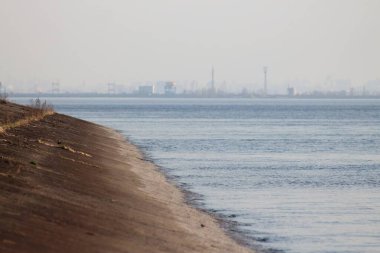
[30,98,54,117]
[0,98,54,133]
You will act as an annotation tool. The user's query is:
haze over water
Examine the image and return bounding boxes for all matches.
[13,97,380,253]
[2,1,380,93]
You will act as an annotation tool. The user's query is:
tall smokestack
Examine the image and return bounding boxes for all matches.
[263,66,268,96]
[211,66,215,91]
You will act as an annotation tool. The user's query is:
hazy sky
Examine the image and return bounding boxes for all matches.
[0,0,379,92]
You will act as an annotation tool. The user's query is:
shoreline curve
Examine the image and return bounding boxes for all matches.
[0,102,254,253]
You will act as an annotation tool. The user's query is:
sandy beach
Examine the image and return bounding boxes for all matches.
[0,102,253,253]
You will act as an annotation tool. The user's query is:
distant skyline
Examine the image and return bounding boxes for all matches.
[1,0,379,93]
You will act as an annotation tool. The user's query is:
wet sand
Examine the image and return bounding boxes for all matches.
[0,102,253,253]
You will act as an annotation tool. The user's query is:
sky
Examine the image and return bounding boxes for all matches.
[0,0,379,93]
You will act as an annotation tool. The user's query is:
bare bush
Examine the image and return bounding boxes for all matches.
[0,87,8,104]
[30,98,54,117]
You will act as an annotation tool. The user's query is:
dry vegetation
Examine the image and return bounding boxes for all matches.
[29,98,54,117]
[0,87,8,104]
[0,98,54,133]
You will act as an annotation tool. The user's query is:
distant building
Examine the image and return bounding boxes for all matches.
[138,85,154,96]
[337,90,347,96]
[164,82,176,95]
[154,81,166,95]
[349,87,355,96]
[362,86,368,96]
[287,87,296,96]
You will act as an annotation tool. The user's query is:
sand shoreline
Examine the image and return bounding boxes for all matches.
[0,102,254,253]
[118,135,259,251]
[126,138,260,251]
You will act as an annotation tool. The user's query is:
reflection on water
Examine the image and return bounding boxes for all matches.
[12,97,380,253]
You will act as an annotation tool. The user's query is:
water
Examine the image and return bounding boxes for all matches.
[12,97,380,253]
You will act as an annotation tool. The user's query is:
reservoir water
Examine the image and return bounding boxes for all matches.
[12,97,380,253]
